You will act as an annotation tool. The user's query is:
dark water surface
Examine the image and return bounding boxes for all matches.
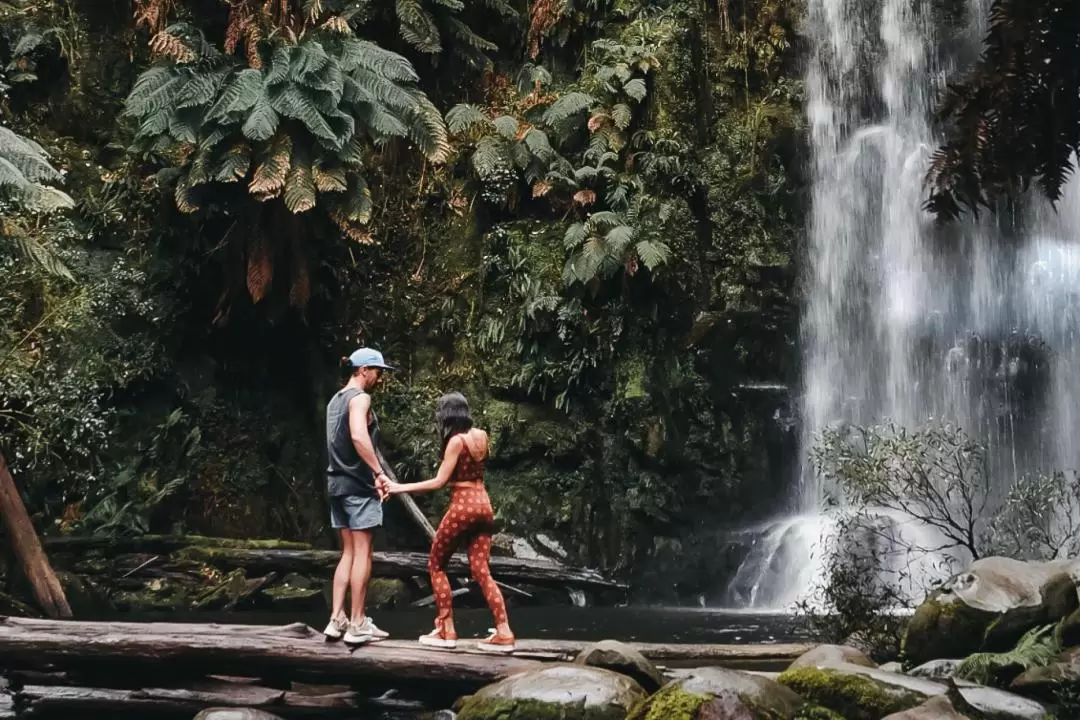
[121,605,809,644]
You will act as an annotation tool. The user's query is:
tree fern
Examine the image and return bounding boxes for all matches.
[125,21,449,247]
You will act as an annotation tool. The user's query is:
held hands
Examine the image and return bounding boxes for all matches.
[375,472,390,502]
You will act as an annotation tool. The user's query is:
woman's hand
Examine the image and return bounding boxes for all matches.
[383,480,407,495]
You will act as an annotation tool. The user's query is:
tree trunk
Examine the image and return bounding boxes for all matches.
[0,453,71,619]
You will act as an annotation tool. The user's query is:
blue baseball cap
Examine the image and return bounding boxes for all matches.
[347,347,395,370]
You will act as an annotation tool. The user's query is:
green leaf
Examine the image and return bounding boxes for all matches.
[635,239,671,270]
[623,78,647,102]
[493,115,519,140]
[612,103,632,129]
[284,151,317,213]
[543,91,595,125]
[205,68,263,121]
[241,93,280,141]
[445,104,491,134]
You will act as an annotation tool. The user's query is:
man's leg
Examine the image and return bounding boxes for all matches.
[348,528,373,621]
[331,528,353,620]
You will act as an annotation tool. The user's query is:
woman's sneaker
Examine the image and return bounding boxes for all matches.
[476,629,515,654]
[323,614,348,641]
[365,616,390,640]
[343,616,389,644]
[418,627,458,649]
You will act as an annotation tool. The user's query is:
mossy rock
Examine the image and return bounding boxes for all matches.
[56,571,114,615]
[574,640,665,693]
[902,590,998,667]
[790,644,876,670]
[792,707,846,720]
[777,666,922,720]
[366,578,411,610]
[456,664,646,720]
[629,667,805,720]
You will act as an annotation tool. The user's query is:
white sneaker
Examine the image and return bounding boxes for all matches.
[365,616,390,640]
[343,620,372,644]
[323,614,348,641]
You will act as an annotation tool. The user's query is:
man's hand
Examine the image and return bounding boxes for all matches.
[375,472,389,501]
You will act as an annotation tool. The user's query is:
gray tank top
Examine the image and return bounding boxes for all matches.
[325,387,379,497]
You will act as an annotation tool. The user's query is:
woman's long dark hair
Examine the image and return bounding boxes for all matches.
[436,392,473,454]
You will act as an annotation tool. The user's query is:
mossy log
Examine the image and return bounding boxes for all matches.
[171,547,625,592]
[14,682,366,718]
[43,535,312,554]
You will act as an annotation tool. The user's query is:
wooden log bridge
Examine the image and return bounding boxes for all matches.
[0,617,811,686]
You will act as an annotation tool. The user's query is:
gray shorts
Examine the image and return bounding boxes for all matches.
[329,494,383,531]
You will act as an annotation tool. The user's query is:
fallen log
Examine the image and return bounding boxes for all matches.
[0,454,71,619]
[0,617,811,675]
[43,535,311,554]
[15,683,366,718]
[174,547,625,592]
[0,617,542,689]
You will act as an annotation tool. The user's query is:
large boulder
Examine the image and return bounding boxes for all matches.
[192,710,285,720]
[777,662,1047,720]
[628,666,807,720]
[790,644,876,670]
[902,557,1080,666]
[880,696,971,720]
[455,664,646,720]
[574,640,665,693]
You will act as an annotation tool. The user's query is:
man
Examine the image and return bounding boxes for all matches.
[323,347,394,644]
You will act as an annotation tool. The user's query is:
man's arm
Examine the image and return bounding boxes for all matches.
[348,394,387,484]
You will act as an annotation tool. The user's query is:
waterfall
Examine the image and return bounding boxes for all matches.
[726,0,1080,610]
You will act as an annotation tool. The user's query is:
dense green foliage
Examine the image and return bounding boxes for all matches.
[927,0,1080,219]
[0,0,803,599]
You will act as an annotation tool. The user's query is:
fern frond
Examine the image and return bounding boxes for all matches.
[635,239,670,270]
[397,0,442,54]
[493,115,519,140]
[338,38,418,83]
[543,91,595,125]
[12,234,73,279]
[213,141,252,182]
[955,625,1059,687]
[248,132,293,199]
[404,88,451,163]
[0,126,63,184]
[241,90,281,141]
[623,78,647,102]
[445,104,491,134]
[205,68,263,120]
[284,150,317,213]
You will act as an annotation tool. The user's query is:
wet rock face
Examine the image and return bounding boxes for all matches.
[573,639,665,693]
[902,557,1080,666]
[789,644,876,670]
[455,664,647,720]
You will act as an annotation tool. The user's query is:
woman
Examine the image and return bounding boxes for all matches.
[381,392,515,653]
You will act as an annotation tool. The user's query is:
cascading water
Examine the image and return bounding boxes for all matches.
[726,0,1080,610]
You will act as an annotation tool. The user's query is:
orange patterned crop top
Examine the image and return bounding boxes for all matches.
[452,438,485,485]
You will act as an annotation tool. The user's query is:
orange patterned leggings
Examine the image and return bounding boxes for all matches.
[428,484,508,627]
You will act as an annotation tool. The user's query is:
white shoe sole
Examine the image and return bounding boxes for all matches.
[418,635,458,649]
[343,633,372,644]
[476,642,515,654]
[323,624,345,641]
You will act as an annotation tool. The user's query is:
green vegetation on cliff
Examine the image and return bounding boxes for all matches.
[0,0,803,599]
